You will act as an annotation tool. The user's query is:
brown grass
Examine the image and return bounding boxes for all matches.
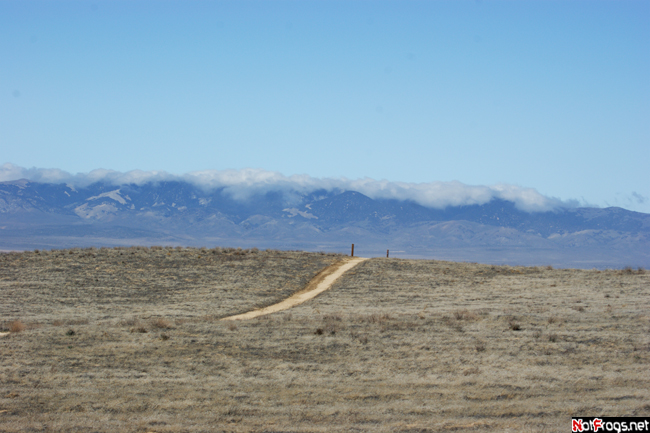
[0,248,649,432]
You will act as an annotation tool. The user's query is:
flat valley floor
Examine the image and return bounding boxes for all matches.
[1,247,649,432]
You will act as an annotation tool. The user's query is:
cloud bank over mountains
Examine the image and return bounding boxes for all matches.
[0,163,575,212]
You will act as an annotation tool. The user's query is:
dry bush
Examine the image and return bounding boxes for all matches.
[442,315,464,333]
[453,309,479,321]
[508,318,522,331]
[150,318,173,329]
[321,315,343,335]
[9,320,25,333]
[119,317,140,327]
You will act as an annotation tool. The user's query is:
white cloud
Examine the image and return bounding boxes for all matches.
[0,163,573,212]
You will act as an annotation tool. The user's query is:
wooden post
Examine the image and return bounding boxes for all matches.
[351,244,354,257]
[387,249,389,258]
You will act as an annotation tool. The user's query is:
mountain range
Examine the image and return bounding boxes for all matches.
[1,179,649,269]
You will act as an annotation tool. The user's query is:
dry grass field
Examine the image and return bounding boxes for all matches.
[1,247,649,432]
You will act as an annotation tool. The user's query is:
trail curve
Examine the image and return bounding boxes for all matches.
[221,257,368,321]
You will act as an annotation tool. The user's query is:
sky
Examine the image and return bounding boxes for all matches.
[1,0,649,213]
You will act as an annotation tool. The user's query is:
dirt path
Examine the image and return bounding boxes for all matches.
[221,257,368,321]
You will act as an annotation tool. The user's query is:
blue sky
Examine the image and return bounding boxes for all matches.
[2,0,649,212]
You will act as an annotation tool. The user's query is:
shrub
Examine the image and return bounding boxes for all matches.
[453,309,478,321]
[508,319,521,331]
[119,318,139,327]
[9,320,25,333]
[150,318,173,329]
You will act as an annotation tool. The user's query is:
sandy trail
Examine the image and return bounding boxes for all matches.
[221,257,368,321]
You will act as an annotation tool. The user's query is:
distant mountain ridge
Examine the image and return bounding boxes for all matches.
[1,179,649,268]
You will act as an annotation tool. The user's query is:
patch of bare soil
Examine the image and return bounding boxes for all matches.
[1,250,648,432]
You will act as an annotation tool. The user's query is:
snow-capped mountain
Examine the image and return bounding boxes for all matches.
[1,179,648,268]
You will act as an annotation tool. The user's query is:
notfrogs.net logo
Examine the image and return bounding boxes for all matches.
[572,417,650,433]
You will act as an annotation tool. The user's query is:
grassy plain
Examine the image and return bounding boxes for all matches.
[1,247,649,432]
